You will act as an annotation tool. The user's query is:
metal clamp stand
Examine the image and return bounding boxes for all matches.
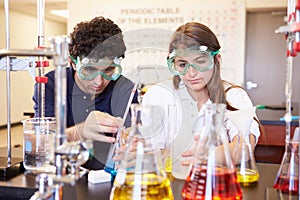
[273,0,300,195]
[0,55,36,181]
[0,0,52,181]
[1,3,88,200]
[0,0,46,181]
[0,48,55,181]
[0,36,89,199]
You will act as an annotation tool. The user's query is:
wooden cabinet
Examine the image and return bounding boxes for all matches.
[254,124,297,164]
[257,124,297,146]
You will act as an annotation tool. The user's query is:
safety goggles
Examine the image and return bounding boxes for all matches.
[167,45,219,76]
[71,56,122,81]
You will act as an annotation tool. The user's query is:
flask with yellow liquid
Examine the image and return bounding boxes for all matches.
[227,107,260,186]
[110,104,173,200]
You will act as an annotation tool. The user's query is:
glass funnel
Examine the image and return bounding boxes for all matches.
[181,103,242,200]
[273,127,299,194]
[227,107,259,186]
[110,104,173,200]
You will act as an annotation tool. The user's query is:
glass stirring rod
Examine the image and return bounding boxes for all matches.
[104,73,141,178]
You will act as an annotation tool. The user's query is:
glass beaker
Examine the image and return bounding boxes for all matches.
[273,127,299,194]
[110,104,173,200]
[22,117,56,173]
[181,104,242,200]
[227,108,259,186]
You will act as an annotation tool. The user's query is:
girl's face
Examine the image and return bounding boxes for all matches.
[174,53,214,92]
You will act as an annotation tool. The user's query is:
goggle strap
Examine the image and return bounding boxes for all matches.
[211,49,220,56]
[170,47,220,57]
[69,55,77,64]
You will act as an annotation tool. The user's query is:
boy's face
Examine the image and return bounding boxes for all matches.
[71,57,120,96]
[74,69,111,96]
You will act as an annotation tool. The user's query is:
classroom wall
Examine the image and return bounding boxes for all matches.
[0,0,287,126]
[67,0,288,83]
[68,0,247,88]
[0,9,66,126]
[246,0,286,10]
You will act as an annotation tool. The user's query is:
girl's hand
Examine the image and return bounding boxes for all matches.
[181,135,200,166]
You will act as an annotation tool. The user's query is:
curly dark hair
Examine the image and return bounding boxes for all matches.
[69,16,126,60]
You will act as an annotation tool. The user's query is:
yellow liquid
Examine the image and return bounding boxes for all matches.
[165,157,172,172]
[236,169,259,186]
[111,173,173,200]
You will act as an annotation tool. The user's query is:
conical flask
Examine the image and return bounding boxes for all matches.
[110,104,173,200]
[227,107,260,186]
[273,127,299,194]
[182,103,242,200]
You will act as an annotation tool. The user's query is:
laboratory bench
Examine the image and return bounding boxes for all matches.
[0,162,297,200]
[0,108,297,199]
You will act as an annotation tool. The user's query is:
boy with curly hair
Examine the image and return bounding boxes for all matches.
[33,16,138,169]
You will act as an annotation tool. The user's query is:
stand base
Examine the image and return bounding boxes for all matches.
[0,157,24,181]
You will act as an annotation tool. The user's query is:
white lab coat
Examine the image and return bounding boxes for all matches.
[142,79,260,179]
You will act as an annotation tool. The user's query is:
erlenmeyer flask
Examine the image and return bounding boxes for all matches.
[273,127,299,194]
[110,104,173,200]
[182,104,242,200]
[227,107,259,186]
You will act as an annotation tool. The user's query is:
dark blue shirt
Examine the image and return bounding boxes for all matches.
[33,67,138,128]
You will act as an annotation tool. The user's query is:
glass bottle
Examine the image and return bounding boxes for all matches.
[273,127,299,194]
[181,103,242,200]
[110,104,173,200]
[227,107,260,186]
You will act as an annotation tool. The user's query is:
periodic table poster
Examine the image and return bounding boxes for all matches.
[68,0,246,85]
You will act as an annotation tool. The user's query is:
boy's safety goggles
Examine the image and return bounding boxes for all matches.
[71,56,122,81]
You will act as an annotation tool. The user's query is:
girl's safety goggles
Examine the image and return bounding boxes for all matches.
[167,45,219,76]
